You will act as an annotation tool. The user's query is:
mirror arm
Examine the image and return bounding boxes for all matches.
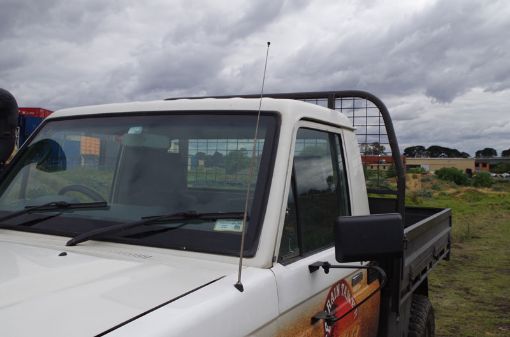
[308,261,387,288]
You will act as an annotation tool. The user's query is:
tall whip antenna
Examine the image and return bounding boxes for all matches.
[234,41,271,292]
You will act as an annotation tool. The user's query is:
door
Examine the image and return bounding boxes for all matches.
[272,123,381,337]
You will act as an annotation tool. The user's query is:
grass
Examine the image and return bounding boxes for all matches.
[406,174,510,337]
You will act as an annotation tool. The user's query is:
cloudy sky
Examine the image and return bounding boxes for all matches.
[1,0,509,155]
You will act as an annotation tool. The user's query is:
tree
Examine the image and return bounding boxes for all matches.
[425,145,468,158]
[195,152,207,161]
[475,148,497,158]
[427,146,450,158]
[427,145,445,158]
[404,145,427,157]
[206,151,225,167]
[362,142,386,155]
[224,149,250,174]
[501,148,510,157]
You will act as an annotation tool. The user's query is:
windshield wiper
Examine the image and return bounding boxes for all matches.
[0,201,109,228]
[66,211,246,247]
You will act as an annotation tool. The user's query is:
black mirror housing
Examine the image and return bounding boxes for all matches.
[335,213,404,263]
[24,139,67,172]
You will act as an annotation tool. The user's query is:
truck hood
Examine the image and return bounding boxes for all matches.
[0,239,232,337]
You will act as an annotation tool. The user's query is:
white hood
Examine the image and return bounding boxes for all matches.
[0,237,233,337]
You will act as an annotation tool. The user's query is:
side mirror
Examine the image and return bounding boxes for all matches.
[335,213,403,263]
[24,139,67,172]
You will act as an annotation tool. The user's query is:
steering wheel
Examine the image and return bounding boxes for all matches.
[58,184,106,202]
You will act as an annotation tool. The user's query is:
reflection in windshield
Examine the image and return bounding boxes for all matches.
[0,113,276,255]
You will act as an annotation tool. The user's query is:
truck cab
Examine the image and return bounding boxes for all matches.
[0,92,451,337]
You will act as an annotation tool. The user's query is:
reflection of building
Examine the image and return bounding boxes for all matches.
[475,157,510,172]
[406,157,475,174]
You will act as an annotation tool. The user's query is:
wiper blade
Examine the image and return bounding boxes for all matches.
[0,201,109,226]
[0,213,63,229]
[66,211,245,247]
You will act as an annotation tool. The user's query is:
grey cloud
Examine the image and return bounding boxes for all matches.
[227,1,286,40]
[0,0,122,43]
[133,43,225,94]
[394,92,510,155]
[0,0,58,38]
[133,0,301,97]
[273,0,510,103]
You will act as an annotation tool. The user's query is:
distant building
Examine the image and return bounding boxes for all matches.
[405,157,475,175]
[362,155,395,171]
[475,157,510,172]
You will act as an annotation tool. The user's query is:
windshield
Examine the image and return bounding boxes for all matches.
[0,112,278,256]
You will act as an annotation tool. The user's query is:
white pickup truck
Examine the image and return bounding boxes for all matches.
[0,90,451,337]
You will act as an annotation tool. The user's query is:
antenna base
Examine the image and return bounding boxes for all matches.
[234,282,244,292]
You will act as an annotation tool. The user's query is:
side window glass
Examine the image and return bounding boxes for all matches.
[279,128,350,262]
[335,135,350,216]
[294,128,337,252]
[278,186,300,260]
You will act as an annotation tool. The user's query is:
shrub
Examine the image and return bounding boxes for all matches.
[435,167,470,185]
[491,163,510,174]
[472,172,494,188]
[408,191,422,205]
[386,164,397,178]
[417,189,433,198]
[431,183,441,190]
[408,167,427,174]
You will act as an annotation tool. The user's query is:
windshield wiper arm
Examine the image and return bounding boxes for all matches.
[66,211,246,247]
[0,201,109,226]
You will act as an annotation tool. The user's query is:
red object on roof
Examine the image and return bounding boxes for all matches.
[18,107,53,118]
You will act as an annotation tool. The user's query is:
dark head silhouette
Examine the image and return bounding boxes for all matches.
[0,88,19,165]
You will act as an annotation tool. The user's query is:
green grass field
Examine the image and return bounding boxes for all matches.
[406,175,510,337]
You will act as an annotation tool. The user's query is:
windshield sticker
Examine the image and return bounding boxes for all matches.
[214,219,244,232]
[128,126,143,134]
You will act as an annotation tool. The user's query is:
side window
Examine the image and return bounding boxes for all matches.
[278,186,300,260]
[278,128,350,263]
[335,136,350,216]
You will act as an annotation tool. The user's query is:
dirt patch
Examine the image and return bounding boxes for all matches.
[492,297,510,312]
[497,325,510,333]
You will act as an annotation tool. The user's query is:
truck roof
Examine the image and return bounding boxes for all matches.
[49,98,354,130]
